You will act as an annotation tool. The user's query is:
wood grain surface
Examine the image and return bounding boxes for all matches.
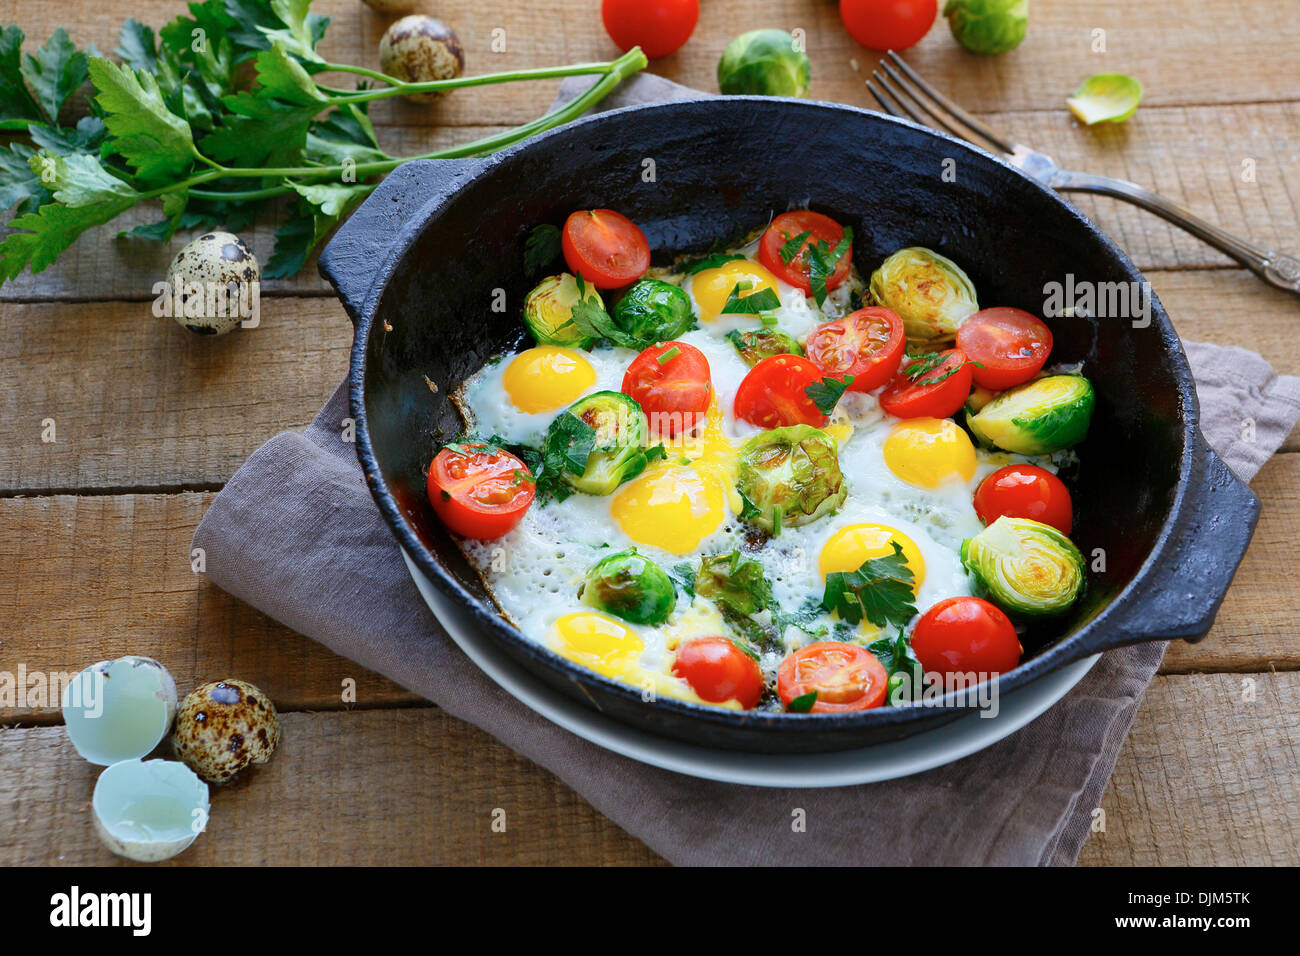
[0,0,1296,866]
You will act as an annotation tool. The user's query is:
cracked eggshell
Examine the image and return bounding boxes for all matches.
[62,656,178,766]
[171,679,281,784]
[165,231,260,335]
[93,759,209,862]
[378,16,464,103]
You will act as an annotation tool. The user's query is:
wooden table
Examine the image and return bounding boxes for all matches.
[2,0,1297,866]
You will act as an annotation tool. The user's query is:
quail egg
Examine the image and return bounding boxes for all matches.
[62,656,178,766]
[164,231,260,335]
[378,15,464,103]
[92,759,209,862]
[171,679,281,784]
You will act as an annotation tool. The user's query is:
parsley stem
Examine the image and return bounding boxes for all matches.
[316,62,405,86]
[178,47,648,206]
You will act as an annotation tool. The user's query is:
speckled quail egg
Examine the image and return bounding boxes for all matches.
[164,231,260,335]
[171,679,281,784]
[62,656,178,766]
[379,15,464,103]
[92,759,209,862]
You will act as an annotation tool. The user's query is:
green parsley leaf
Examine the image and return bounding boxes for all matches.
[670,563,696,599]
[721,282,781,316]
[778,229,811,265]
[805,226,853,308]
[0,142,50,216]
[804,375,855,416]
[523,224,561,279]
[820,541,919,630]
[678,252,745,274]
[787,691,818,713]
[0,26,45,128]
[88,56,196,182]
[115,19,159,72]
[568,288,640,349]
[21,27,90,127]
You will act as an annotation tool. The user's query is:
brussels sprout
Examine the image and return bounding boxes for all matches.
[1068,73,1143,125]
[695,551,773,616]
[736,425,846,533]
[550,391,649,495]
[966,374,1094,455]
[523,273,602,348]
[610,279,696,347]
[869,247,979,340]
[943,0,1029,56]
[725,328,804,368]
[717,29,811,97]
[964,383,999,416]
[579,548,676,625]
[961,516,1084,617]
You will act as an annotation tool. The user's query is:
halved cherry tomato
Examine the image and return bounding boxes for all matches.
[672,636,763,708]
[777,642,889,713]
[601,0,699,59]
[622,341,711,439]
[561,209,651,289]
[733,354,828,429]
[805,306,906,393]
[973,464,1073,534]
[911,596,1022,681]
[878,348,975,419]
[839,0,937,52]
[955,307,1053,390]
[428,444,535,539]
[757,210,853,295]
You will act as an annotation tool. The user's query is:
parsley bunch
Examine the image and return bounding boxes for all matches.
[0,3,647,283]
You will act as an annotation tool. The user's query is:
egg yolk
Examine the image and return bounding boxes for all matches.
[502,346,596,414]
[612,466,729,554]
[819,523,927,592]
[882,417,977,488]
[549,612,644,680]
[690,259,780,322]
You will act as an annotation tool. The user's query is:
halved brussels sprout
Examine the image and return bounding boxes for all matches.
[717,29,811,97]
[869,246,979,340]
[579,548,675,625]
[736,425,846,533]
[552,391,648,495]
[725,328,804,368]
[966,374,1094,455]
[961,516,1085,617]
[943,0,1029,56]
[523,273,602,348]
[695,551,772,616]
[611,279,696,347]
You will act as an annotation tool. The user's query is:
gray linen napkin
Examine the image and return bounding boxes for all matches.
[193,75,1300,865]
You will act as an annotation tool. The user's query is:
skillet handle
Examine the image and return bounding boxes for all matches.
[318,158,484,324]
[1077,431,1260,654]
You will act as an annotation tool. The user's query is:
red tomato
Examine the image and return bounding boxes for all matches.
[428,444,535,539]
[622,341,711,439]
[956,307,1054,390]
[839,0,937,52]
[777,642,889,713]
[561,209,651,289]
[805,307,906,393]
[758,210,853,295]
[878,348,974,419]
[911,597,1022,680]
[672,636,763,708]
[601,0,698,59]
[733,354,828,429]
[973,464,1073,534]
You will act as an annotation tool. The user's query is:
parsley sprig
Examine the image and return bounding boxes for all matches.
[0,10,648,282]
[820,541,919,630]
[904,351,985,386]
[805,374,855,416]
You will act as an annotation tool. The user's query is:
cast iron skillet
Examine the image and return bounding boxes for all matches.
[319,97,1260,754]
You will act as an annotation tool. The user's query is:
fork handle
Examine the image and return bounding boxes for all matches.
[1049,169,1300,296]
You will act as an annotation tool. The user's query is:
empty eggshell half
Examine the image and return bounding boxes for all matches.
[92,759,209,862]
[62,656,178,765]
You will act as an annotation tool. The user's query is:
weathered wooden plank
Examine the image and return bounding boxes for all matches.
[1078,671,1300,866]
[0,449,1294,725]
[3,1,1300,298]
[0,708,665,865]
[0,493,418,724]
[2,673,1291,865]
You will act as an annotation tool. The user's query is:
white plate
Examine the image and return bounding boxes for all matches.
[403,549,1098,788]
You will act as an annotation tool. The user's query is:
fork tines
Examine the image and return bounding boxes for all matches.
[866,50,1014,156]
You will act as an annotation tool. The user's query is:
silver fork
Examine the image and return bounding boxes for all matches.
[867,50,1300,296]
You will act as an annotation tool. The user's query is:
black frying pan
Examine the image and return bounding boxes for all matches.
[319,97,1259,754]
